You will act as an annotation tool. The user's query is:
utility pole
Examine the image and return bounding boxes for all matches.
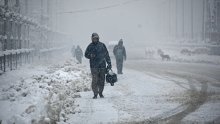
[25,0,28,16]
[3,0,8,72]
[182,0,184,39]
[202,0,205,41]
[38,0,43,61]
[176,0,178,40]
[15,0,22,66]
[46,0,50,61]
[41,0,43,49]
[217,1,220,44]
[56,0,58,32]
[191,0,194,40]
[55,0,58,47]
[207,0,210,41]
[47,0,50,49]
[25,0,30,63]
[169,0,171,40]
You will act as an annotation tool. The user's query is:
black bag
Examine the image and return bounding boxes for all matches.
[106,69,117,86]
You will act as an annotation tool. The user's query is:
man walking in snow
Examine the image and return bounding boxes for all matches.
[75,45,83,64]
[85,33,112,99]
[113,39,126,74]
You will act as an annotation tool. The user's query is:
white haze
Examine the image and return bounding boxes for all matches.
[54,0,204,48]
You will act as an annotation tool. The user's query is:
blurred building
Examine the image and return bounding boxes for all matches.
[206,0,220,44]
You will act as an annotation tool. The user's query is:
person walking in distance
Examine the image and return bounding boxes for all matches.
[75,45,83,64]
[113,39,126,74]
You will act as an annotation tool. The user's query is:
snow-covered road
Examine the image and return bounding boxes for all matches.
[61,60,220,124]
[63,68,185,124]
[125,60,220,123]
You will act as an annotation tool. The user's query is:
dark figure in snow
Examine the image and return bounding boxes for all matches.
[160,54,170,61]
[85,33,112,99]
[75,45,83,64]
[113,39,126,74]
[71,45,76,58]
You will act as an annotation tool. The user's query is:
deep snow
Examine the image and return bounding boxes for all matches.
[0,59,220,124]
[0,60,91,124]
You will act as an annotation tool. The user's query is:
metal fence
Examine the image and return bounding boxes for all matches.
[0,0,70,74]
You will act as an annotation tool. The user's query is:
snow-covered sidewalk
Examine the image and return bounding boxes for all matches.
[0,60,220,124]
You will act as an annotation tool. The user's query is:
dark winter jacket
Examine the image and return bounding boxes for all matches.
[113,45,126,60]
[85,41,111,69]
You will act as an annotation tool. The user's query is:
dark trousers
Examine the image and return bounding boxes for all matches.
[116,58,123,74]
[91,68,106,95]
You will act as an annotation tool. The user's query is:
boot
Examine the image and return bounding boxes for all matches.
[93,94,97,99]
[99,93,104,98]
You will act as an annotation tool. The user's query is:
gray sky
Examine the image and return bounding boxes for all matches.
[54,0,204,47]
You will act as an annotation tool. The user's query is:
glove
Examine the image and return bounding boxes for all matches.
[107,64,112,70]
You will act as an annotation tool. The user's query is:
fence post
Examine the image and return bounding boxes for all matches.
[10,53,12,70]
[3,54,5,72]
[0,57,2,70]
[3,0,8,72]
[16,52,17,69]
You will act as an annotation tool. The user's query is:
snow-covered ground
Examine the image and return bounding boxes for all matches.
[0,60,92,124]
[64,69,187,123]
[0,58,220,124]
[63,66,220,124]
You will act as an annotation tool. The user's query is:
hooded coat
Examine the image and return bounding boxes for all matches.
[113,40,126,60]
[85,34,111,69]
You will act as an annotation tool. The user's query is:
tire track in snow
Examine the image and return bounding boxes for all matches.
[126,67,211,123]
[108,69,184,123]
[153,76,208,123]
[157,73,208,123]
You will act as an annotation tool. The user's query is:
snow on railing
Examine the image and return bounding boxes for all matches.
[39,47,65,53]
[0,48,34,56]
[0,47,66,57]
